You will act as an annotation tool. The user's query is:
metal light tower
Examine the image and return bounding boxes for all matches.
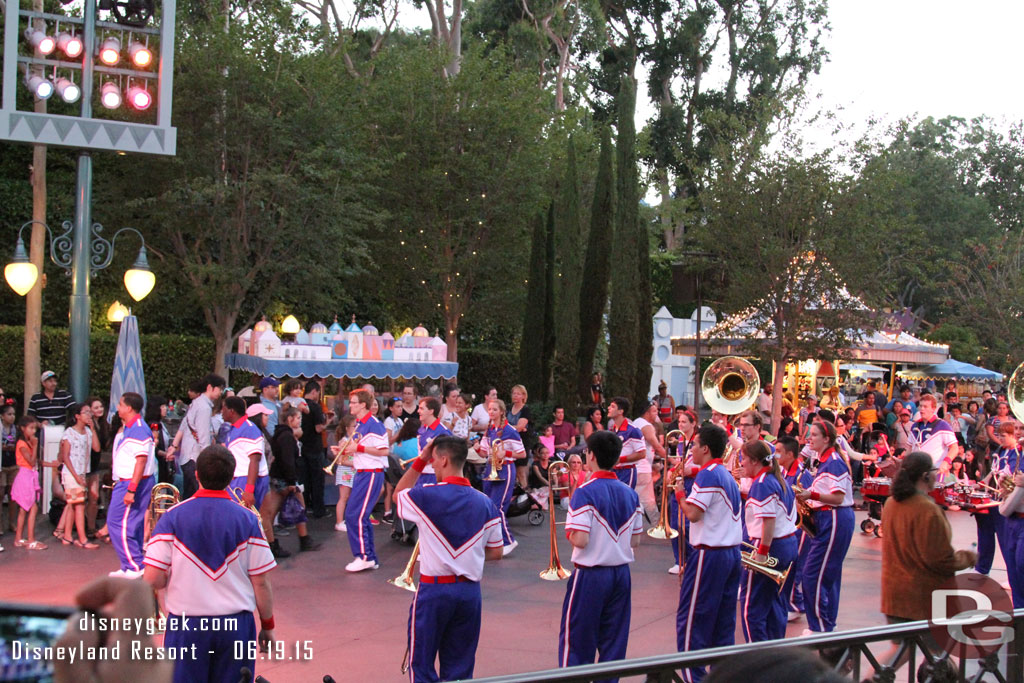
[1,0,177,400]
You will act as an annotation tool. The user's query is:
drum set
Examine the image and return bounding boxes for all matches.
[859,476,1000,536]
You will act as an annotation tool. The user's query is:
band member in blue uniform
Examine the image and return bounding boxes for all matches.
[145,445,276,683]
[476,398,525,554]
[977,422,1019,576]
[107,392,156,578]
[667,409,698,575]
[607,397,645,489]
[416,397,452,488]
[223,397,270,510]
[738,440,798,642]
[777,436,813,618]
[795,420,855,633]
[559,430,643,677]
[908,394,959,474]
[339,389,391,572]
[675,424,742,683]
[395,436,503,682]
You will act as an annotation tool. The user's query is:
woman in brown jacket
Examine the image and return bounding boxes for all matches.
[879,451,977,666]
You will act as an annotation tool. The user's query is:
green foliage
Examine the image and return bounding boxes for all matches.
[926,325,985,368]
[362,43,553,360]
[577,126,615,403]
[0,326,214,403]
[606,75,641,400]
[458,348,519,398]
[519,205,556,399]
[552,136,583,406]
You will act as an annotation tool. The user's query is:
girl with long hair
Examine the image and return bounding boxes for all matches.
[738,440,799,642]
[794,420,855,633]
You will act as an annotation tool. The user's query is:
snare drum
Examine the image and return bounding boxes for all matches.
[969,491,992,506]
[862,477,891,497]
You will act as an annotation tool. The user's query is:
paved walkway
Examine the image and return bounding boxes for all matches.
[0,501,1004,682]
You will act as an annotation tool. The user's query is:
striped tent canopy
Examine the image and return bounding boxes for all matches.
[108,314,147,420]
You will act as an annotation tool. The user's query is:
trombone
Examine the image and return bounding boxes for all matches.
[389,541,420,593]
[648,455,682,540]
[323,436,354,476]
[540,461,572,581]
[740,542,791,587]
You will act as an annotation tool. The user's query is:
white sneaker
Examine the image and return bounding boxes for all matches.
[108,569,125,578]
[788,611,803,622]
[345,557,380,572]
[502,540,518,556]
[668,564,681,575]
[122,569,145,579]
[335,522,347,532]
[800,628,817,637]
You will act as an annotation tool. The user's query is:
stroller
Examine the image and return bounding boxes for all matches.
[505,484,546,526]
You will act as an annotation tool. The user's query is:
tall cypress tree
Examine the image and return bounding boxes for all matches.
[606,75,640,402]
[541,201,556,401]
[577,127,615,405]
[634,216,654,411]
[519,210,549,394]
[553,136,582,409]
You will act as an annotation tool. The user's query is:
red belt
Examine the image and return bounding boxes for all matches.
[357,468,385,473]
[419,575,474,584]
[776,531,796,539]
[614,464,635,469]
[693,544,738,550]
[811,505,835,512]
[1014,513,1024,519]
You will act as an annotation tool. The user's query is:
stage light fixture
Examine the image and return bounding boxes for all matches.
[126,85,152,110]
[128,42,153,68]
[24,28,56,55]
[25,75,54,100]
[100,82,122,109]
[98,37,121,66]
[55,78,81,103]
[56,32,84,59]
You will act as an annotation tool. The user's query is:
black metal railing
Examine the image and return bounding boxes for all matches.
[471,609,1024,683]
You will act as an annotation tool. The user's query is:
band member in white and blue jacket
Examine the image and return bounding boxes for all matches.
[795,420,854,633]
[559,430,643,677]
[738,440,799,642]
[415,396,452,488]
[675,424,742,683]
[395,436,503,682]
[476,399,525,555]
[607,397,646,489]
[777,436,814,617]
[108,392,156,578]
[340,389,391,573]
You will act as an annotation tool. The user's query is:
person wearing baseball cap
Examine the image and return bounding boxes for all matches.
[27,371,74,426]
[258,378,282,435]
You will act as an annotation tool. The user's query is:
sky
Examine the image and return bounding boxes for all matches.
[806,0,1024,134]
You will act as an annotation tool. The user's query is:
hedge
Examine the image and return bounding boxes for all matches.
[0,325,216,403]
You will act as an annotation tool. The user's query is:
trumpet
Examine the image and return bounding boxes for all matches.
[323,436,354,476]
[791,485,817,537]
[389,541,420,593]
[485,439,506,482]
[144,482,180,543]
[740,542,790,587]
[540,461,572,581]
[648,458,682,540]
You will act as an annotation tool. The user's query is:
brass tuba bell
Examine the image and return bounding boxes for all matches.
[144,482,180,543]
[701,356,760,416]
[1008,361,1024,424]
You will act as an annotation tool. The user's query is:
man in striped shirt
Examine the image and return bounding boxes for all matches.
[27,371,74,426]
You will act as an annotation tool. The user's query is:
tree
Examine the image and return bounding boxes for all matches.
[691,150,874,432]
[365,45,553,360]
[101,1,378,377]
[641,0,830,251]
[606,74,641,400]
[519,205,556,398]
[577,126,615,404]
[552,136,583,406]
